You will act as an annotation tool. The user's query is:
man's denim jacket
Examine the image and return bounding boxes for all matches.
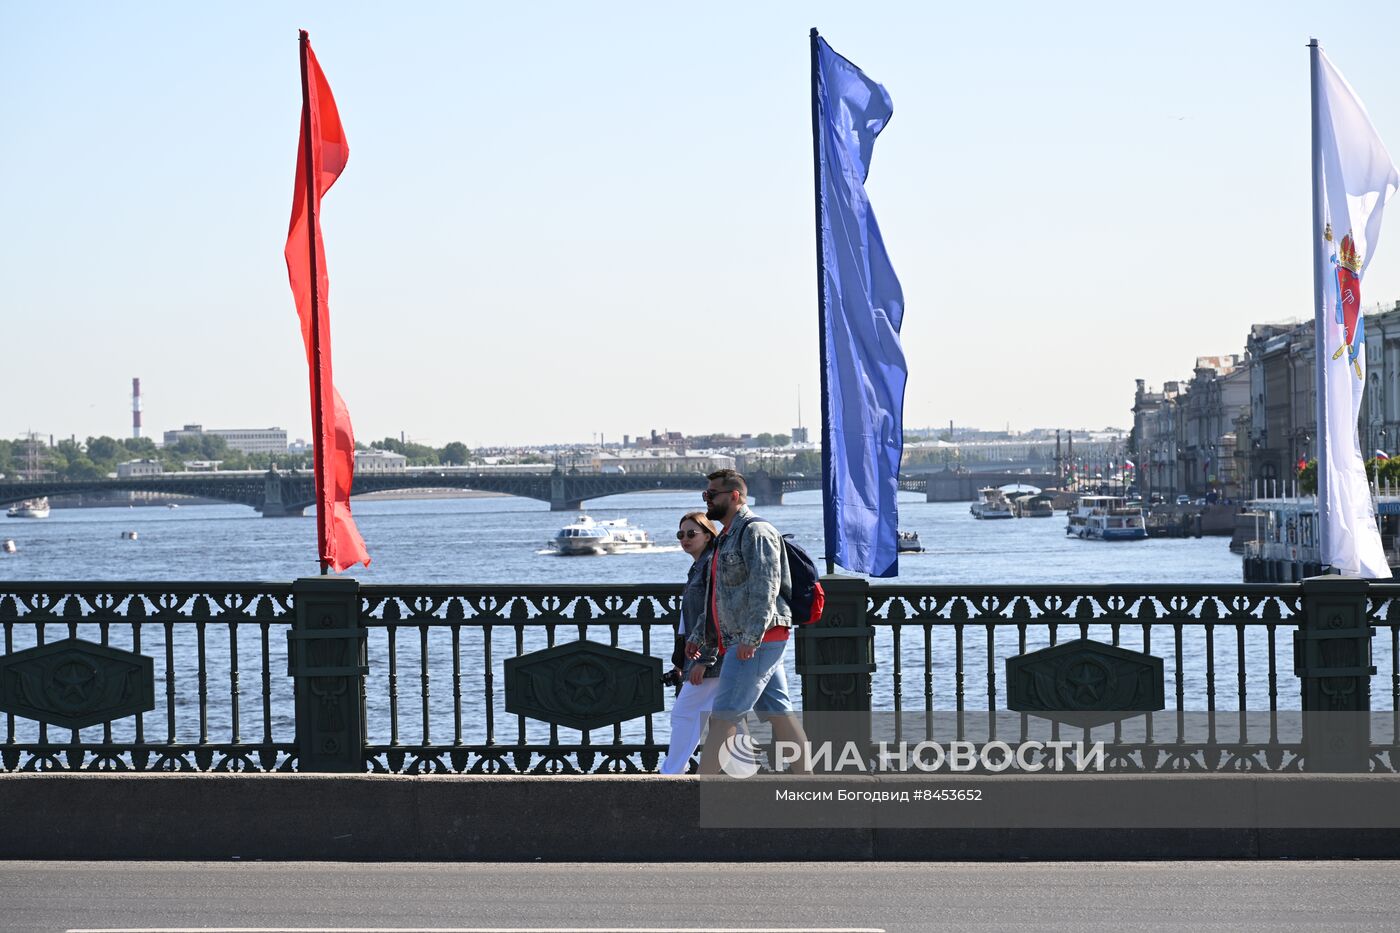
[686,505,791,650]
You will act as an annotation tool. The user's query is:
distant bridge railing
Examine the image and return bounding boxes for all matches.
[0,577,1392,774]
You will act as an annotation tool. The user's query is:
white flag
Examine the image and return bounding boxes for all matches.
[1316,49,1398,578]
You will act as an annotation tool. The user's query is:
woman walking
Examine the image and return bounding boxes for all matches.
[660,511,724,774]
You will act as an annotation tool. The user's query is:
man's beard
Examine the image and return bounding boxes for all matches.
[706,502,727,522]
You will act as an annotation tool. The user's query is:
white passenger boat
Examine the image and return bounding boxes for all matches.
[596,518,655,552]
[897,530,924,553]
[6,497,50,519]
[554,515,613,555]
[1065,495,1147,540]
[552,515,655,555]
[969,487,1015,519]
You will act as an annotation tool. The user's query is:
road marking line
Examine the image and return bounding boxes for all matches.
[65,924,884,930]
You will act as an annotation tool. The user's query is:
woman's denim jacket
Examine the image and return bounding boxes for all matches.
[674,542,722,678]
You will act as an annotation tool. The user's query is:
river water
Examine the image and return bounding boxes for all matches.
[0,490,1237,584]
[2,494,1391,755]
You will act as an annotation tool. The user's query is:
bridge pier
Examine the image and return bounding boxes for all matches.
[922,472,1060,502]
[548,470,585,513]
[261,470,306,517]
[745,471,784,508]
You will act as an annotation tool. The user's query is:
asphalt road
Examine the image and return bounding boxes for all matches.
[3,861,1400,933]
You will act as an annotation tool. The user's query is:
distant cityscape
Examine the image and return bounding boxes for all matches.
[18,295,1400,495]
[0,416,1132,486]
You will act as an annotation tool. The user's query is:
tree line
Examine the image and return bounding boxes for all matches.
[1297,457,1400,495]
[0,435,483,481]
[0,434,825,482]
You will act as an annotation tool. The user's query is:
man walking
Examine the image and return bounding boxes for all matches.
[688,469,808,773]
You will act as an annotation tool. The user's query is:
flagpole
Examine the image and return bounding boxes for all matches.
[1309,38,1331,569]
[810,26,835,576]
[299,29,330,576]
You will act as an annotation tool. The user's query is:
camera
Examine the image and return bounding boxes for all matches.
[660,669,682,688]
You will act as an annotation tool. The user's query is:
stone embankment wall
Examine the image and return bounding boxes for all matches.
[2,773,1398,861]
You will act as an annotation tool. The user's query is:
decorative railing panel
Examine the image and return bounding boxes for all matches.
[356,584,682,774]
[0,583,297,771]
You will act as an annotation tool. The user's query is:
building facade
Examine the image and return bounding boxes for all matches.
[354,449,409,473]
[209,428,288,456]
[1361,304,1400,459]
[1245,322,1315,488]
[162,424,288,456]
[116,459,162,478]
[1133,356,1250,499]
[1138,301,1400,497]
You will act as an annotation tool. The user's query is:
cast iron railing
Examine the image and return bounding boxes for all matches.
[867,584,1397,772]
[0,577,1393,772]
[0,583,296,771]
[356,584,682,774]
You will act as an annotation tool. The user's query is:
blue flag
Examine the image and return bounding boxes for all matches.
[815,35,906,578]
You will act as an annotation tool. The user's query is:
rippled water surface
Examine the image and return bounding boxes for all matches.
[0,490,1239,584]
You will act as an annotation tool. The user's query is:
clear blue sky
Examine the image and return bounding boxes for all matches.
[5,1,1400,447]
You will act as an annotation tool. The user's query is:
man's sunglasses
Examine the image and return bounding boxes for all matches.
[675,529,708,541]
[702,488,733,500]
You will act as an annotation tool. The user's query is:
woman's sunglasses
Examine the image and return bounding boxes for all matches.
[675,529,708,541]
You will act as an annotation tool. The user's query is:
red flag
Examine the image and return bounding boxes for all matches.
[284,31,369,572]
[1298,457,1308,472]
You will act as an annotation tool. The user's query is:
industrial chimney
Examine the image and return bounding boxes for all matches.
[132,378,142,439]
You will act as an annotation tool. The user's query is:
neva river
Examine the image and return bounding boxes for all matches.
[0,491,1239,584]
[7,492,1374,757]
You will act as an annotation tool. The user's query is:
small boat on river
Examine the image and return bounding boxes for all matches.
[897,530,924,553]
[970,487,1015,519]
[553,515,656,556]
[6,497,50,519]
[1013,493,1056,518]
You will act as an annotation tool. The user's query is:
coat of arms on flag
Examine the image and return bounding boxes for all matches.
[1326,223,1365,379]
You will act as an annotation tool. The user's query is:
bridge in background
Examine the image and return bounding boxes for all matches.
[0,468,825,515]
[0,468,1065,515]
[909,471,1061,502]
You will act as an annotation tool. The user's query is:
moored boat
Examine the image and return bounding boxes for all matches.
[1013,493,1055,518]
[1065,495,1147,540]
[970,487,1015,519]
[1239,493,1400,580]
